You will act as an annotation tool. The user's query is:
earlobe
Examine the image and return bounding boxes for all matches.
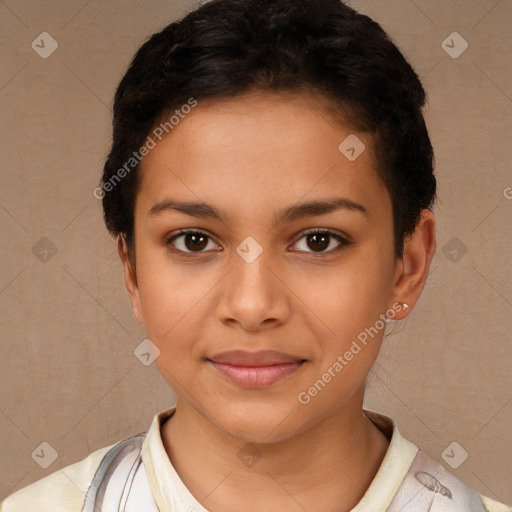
[117,234,145,324]
[389,209,436,319]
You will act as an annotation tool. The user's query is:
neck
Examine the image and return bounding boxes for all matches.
[162,392,390,512]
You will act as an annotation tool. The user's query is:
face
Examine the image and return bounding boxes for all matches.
[123,92,407,443]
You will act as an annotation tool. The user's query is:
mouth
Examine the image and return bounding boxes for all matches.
[207,350,307,389]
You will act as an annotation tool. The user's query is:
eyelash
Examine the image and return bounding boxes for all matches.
[164,228,351,257]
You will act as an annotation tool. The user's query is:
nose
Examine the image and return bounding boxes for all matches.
[215,243,292,332]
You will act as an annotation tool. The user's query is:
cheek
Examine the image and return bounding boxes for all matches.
[132,231,228,368]
[135,247,222,353]
[295,255,391,340]
[138,268,208,382]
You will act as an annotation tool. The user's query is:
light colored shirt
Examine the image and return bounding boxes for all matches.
[1,408,510,511]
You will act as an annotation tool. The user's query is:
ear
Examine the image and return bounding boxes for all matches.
[117,234,145,324]
[389,209,436,319]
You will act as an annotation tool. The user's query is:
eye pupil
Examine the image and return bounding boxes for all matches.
[307,233,329,252]
[185,233,208,251]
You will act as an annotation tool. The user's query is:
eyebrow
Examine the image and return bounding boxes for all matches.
[148,197,368,223]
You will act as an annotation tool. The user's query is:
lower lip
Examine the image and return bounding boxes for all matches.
[209,361,304,389]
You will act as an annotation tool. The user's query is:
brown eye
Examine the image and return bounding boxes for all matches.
[292,229,350,255]
[306,232,330,252]
[166,230,219,253]
[183,233,208,251]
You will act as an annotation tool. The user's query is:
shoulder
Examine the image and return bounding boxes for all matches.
[481,496,512,512]
[417,451,511,512]
[390,447,511,512]
[0,442,115,512]
[363,409,511,512]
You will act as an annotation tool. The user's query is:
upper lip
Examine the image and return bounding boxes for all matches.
[208,350,305,367]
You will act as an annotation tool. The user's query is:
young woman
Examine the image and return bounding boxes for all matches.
[2,0,510,510]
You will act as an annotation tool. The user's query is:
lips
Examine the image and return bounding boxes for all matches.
[209,350,304,366]
[207,350,306,388]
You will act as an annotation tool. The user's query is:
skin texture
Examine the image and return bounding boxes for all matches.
[118,91,437,512]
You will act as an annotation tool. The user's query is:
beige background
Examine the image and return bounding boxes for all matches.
[0,0,511,505]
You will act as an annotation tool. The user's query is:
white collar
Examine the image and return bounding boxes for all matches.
[141,407,418,512]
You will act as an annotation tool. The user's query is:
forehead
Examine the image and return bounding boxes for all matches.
[136,92,391,225]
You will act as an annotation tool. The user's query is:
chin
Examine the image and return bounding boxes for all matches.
[212,402,305,445]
